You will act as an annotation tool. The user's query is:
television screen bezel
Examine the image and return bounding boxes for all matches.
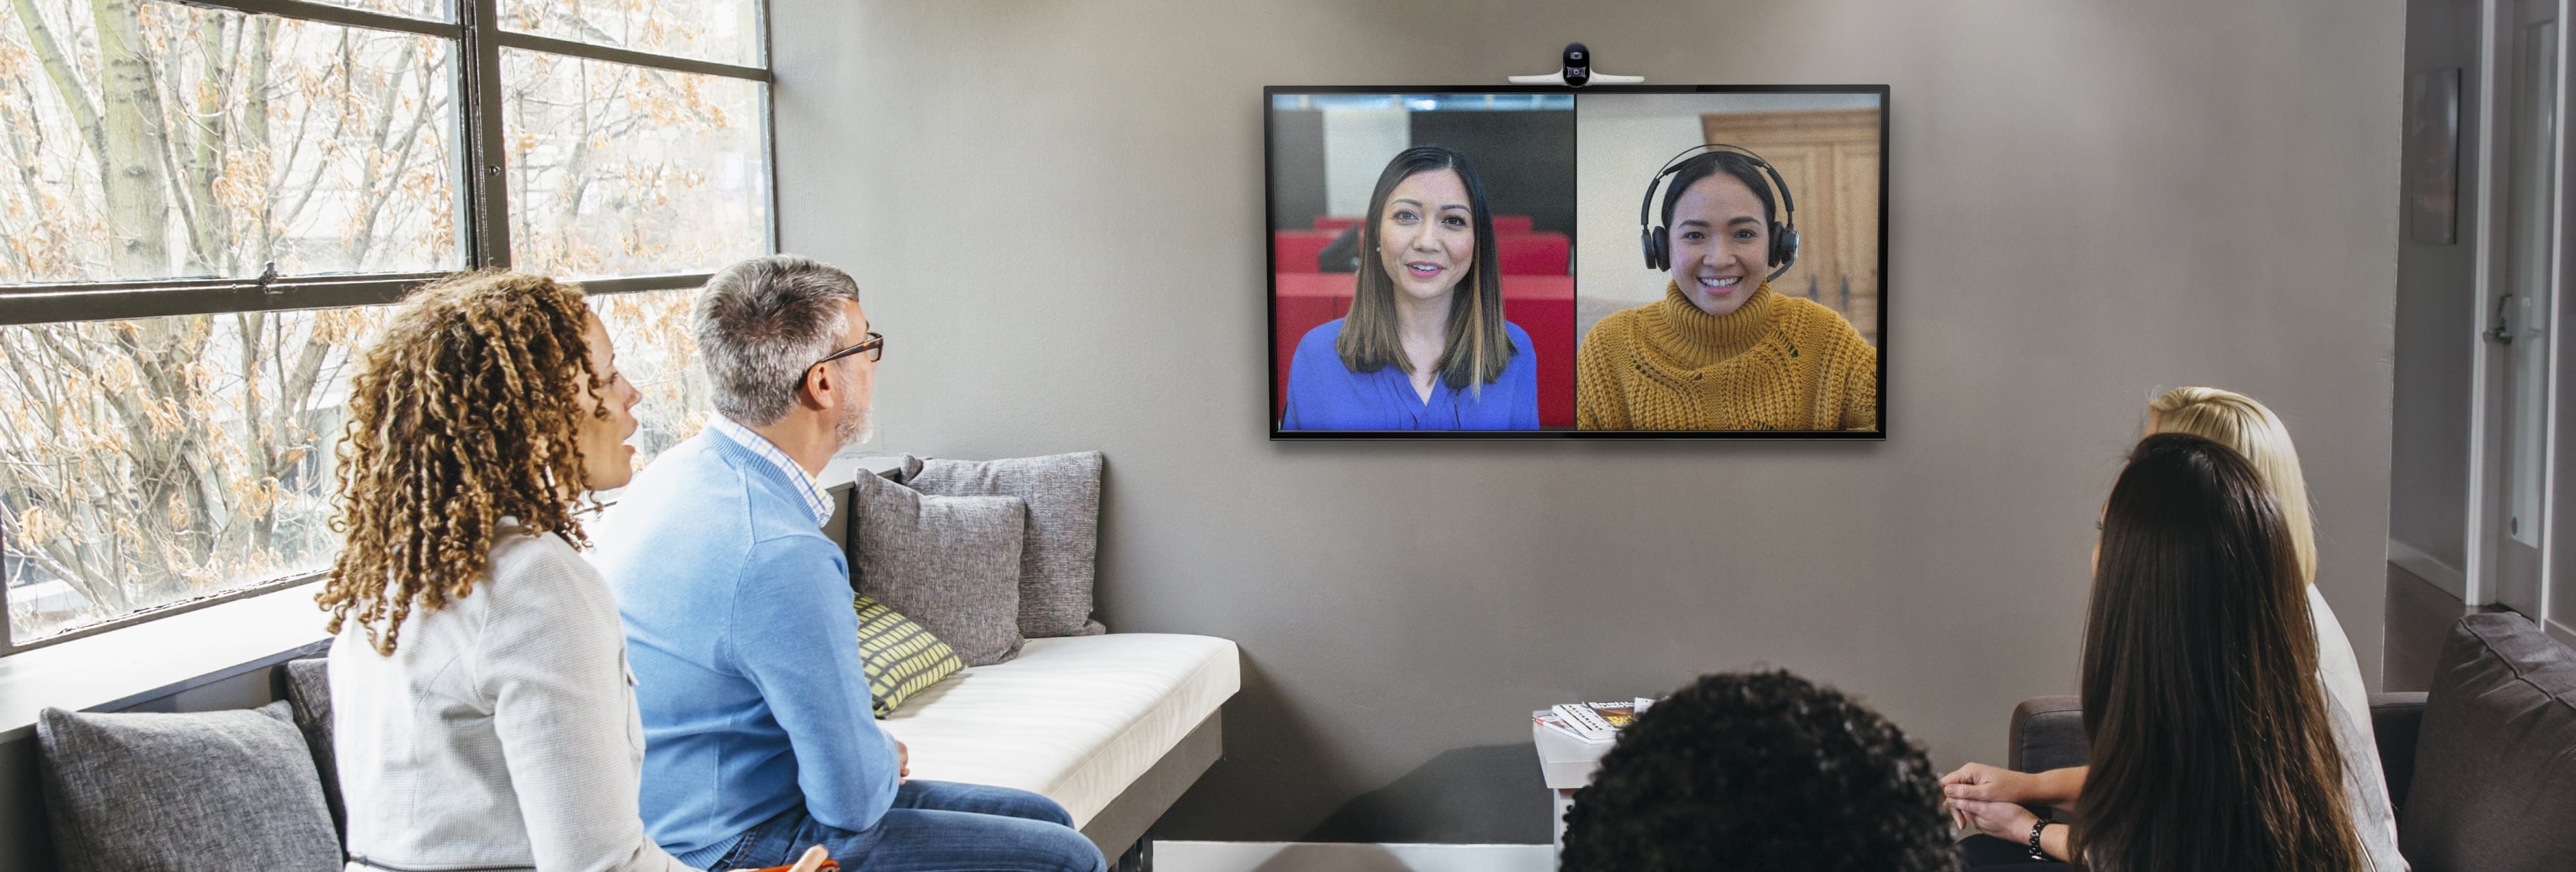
[1264,83,1890,441]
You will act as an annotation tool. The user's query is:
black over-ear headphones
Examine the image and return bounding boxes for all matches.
[1639,143,1799,280]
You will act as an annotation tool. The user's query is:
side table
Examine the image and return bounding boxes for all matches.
[1532,712,1615,856]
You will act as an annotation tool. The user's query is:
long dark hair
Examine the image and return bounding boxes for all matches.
[2074,433,2361,872]
[1336,144,1515,391]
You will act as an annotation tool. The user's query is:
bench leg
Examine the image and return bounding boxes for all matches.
[1110,834,1151,872]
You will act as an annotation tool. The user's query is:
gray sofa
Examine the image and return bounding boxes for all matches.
[2006,612,2576,871]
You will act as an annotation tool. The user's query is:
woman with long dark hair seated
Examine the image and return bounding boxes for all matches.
[1949,433,2367,871]
[1279,144,1539,430]
[1947,389,2404,870]
[318,272,822,872]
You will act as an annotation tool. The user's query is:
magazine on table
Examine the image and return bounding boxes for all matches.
[1536,698,1657,744]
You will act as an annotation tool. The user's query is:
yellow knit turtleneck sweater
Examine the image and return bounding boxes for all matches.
[1574,281,1878,431]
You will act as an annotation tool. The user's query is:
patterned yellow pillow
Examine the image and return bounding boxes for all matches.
[853,596,965,717]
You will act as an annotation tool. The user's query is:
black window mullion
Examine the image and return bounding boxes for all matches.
[461,0,511,268]
[759,0,777,256]
[1,517,15,656]
[162,0,460,39]
[0,274,450,325]
[492,30,770,83]
[578,274,716,296]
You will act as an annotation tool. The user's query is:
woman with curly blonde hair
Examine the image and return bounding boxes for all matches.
[317,272,825,872]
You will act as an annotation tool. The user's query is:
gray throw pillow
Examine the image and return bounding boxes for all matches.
[2399,612,2576,870]
[38,700,341,872]
[282,656,345,837]
[851,473,1028,665]
[906,451,1104,638]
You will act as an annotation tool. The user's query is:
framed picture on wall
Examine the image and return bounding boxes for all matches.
[2407,68,2461,246]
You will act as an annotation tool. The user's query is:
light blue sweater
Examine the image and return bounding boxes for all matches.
[590,430,899,867]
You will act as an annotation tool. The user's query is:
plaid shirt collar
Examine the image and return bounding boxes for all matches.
[705,416,833,528]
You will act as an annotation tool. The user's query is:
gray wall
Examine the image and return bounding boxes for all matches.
[770,0,2404,842]
[2391,0,2479,578]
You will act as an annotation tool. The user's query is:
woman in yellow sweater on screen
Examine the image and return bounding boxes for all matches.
[1576,146,1877,431]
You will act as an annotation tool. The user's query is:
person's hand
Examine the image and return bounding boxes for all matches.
[785,844,830,872]
[726,844,830,872]
[896,739,910,783]
[1948,796,2041,845]
[1939,761,2035,805]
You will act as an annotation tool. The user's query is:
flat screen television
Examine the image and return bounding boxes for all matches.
[1266,85,1888,439]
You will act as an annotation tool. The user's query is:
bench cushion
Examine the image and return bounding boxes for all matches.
[879,633,1238,826]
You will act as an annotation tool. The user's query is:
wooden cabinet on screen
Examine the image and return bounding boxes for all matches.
[1701,109,1882,345]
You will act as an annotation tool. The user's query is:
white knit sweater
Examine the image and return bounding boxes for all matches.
[330,530,696,872]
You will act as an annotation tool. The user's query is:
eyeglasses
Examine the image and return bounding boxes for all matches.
[797,331,882,388]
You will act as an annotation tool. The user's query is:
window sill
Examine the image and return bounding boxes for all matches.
[0,582,331,742]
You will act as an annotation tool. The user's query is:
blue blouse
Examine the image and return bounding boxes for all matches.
[1279,319,1540,431]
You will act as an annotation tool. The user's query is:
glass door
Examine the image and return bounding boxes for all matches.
[2485,0,2559,615]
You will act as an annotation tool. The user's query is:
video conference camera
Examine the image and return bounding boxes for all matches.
[1508,42,1644,87]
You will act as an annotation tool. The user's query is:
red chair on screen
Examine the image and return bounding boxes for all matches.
[1271,272,1573,429]
[1273,231,1338,273]
[1496,233,1568,276]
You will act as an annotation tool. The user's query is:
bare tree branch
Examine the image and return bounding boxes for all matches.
[11,0,106,172]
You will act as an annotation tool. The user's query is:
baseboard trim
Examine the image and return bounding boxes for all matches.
[1152,841,1552,872]
[2550,617,2575,652]
[2387,539,2469,601]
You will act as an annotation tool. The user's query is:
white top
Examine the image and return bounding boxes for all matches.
[330,531,694,872]
[2310,584,2408,871]
[878,633,1239,826]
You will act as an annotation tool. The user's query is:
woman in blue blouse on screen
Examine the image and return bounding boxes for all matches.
[1280,145,1538,431]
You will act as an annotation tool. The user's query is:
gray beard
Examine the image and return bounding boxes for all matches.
[834,400,874,449]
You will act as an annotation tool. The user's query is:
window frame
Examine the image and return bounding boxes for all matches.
[0,0,775,654]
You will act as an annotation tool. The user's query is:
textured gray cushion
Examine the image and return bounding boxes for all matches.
[37,700,341,872]
[906,451,1104,638]
[281,656,345,836]
[2398,612,2576,871]
[2006,695,2086,775]
[852,472,1028,665]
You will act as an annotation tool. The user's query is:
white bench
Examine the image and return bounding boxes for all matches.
[881,633,1238,859]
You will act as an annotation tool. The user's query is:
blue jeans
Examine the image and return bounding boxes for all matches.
[714,781,1106,872]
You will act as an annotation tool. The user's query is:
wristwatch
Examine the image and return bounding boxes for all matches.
[2027,819,2051,861]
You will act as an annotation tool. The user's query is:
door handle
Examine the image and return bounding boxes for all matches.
[2486,294,2518,344]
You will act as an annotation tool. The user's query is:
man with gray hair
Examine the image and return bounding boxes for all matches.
[594,255,1105,871]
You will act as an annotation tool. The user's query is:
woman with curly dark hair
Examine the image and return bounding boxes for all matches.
[317,272,824,872]
[1558,669,1957,871]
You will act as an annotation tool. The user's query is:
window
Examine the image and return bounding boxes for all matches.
[0,0,768,650]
